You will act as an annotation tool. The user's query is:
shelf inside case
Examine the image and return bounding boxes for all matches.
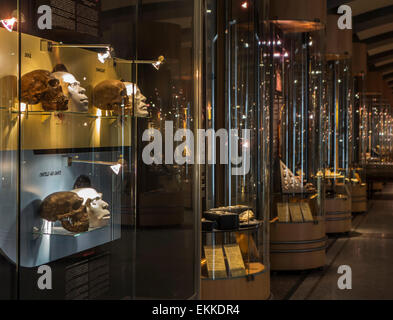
[9,109,131,119]
[33,220,110,238]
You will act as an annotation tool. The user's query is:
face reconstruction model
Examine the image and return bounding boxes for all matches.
[21,70,69,111]
[52,71,89,112]
[72,188,111,228]
[124,82,149,117]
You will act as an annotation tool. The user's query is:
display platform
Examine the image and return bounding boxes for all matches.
[270,217,327,271]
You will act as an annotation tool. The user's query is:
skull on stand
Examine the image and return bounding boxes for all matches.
[93,80,129,113]
[21,70,69,111]
[39,191,89,233]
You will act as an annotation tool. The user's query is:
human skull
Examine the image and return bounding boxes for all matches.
[124,82,149,117]
[72,188,110,228]
[21,70,69,111]
[39,191,89,233]
[93,80,129,112]
[52,71,89,112]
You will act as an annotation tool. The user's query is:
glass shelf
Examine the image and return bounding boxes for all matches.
[33,222,109,238]
[0,107,132,119]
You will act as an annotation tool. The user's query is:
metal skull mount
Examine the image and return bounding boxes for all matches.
[93,80,129,112]
[21,70,69,111]
[39,192,89,233]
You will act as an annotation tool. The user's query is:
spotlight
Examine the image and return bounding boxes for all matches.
[98,50,111,64]
[110,164,122,175]
[241,2,248,9]
[1,17,17,32]
[152,56,165,70]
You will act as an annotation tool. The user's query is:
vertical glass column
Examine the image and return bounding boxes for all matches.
[201,0,270,300]
[0,0,19,299]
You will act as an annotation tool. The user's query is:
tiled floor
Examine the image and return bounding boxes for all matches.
[271,184,393,300]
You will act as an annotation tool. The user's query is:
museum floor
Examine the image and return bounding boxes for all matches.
[271,183,393,300]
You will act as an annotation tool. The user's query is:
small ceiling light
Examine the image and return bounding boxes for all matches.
[1,17,17,32]
[241,2,248,9]
[152,56,165,70]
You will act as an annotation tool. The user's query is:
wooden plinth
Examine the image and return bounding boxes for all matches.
[372,182,384,192]
[351,184,367,213]
[201,264,269,300]
[325,196,352,233]
[270,218,326,271]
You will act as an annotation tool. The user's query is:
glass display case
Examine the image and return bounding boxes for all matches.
[268,0,327,271]
[351,45,368,213]
[202,0,270,300]
[0,0,201,300]
[324,56,352,232]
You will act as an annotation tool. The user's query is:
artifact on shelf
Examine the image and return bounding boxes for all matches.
[21,70,69,111]
[52,64,89,112]
[239,210,255,222]
[72,188,111,228]
[39,192,89,233]
[280,160,315,193]
[93,79,129,112]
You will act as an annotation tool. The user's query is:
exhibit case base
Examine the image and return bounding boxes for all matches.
[201,265,270,300]
[270,218,326,271]
[351,184,368,213]
[325,196,352,234]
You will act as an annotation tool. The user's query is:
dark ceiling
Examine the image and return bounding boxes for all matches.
[328,0,393,89]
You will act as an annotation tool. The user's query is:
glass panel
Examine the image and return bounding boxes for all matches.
[270,22,325,221]
[0,0,18,299]
[202,0,270,298]
[15,0,200,300]
[133,0,200,300]
[324,59,352,209]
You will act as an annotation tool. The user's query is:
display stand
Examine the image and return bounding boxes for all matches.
[270,218,326,270]
[201,224,270,300]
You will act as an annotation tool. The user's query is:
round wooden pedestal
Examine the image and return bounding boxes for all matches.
[201,263,270,300]
[270,218,326,271]
[325,196,352,233]
[351,184,367,213]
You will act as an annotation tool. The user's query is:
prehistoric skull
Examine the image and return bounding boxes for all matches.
[52,71,89,112]
[93,80,129,112]
[72,188,111,228]
[124,82,149,117]
[39,191,89,233]
[21,70,69,111]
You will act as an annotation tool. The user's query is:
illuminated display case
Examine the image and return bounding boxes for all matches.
[323,15,353,233]
[268,0,327,271]
[0,0,201,300]
[202,0,270,300]
[324,58,352,232]
[351,42,368,213]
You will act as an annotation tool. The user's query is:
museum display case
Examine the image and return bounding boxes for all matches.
[268,0,327,270]
[351,43,368,213]
[202,0,270,299]
[0,0,202,300]
[323,15,353,233]
[362,72,393,193]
